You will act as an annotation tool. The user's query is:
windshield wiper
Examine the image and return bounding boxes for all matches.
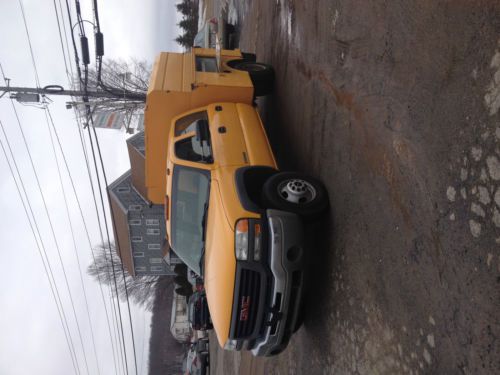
[199,202,209,277]
[201,202,209,242]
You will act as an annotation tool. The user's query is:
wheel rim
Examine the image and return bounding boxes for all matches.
[277,179,317,205]
[237,62,266,72]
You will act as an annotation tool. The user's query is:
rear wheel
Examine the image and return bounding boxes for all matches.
[262,172,329,219]
[231,60,274,96]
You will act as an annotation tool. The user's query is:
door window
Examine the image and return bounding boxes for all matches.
[174,112,213,164]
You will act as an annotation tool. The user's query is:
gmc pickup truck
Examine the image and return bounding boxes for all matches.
[144,47,328,356]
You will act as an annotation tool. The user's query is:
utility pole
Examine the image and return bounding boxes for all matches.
[0,84,146,101]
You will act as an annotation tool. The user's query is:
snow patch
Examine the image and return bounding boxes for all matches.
[484,46,500,116]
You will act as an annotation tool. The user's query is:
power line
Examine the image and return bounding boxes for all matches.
[43,107,102,375]
[2,68,90,375]
[47,107,124,375]
[87,110,139,375]
[0,64,82,375]
[72,0,138,372]
[0,120,80,375]
[17,0,41,87]
[84,114,133,375]
[52,0,73,83]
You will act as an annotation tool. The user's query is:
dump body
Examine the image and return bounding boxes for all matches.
[145,49,254,204]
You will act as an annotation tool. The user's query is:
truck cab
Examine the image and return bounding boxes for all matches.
[145,48,328,356]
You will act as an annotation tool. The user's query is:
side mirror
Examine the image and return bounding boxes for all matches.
[195,119,210,142]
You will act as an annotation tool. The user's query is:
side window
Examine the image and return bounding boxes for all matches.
[195,56,218,72]
[175,111,207,136]
[175,137,208,163]
[174,113,213,164]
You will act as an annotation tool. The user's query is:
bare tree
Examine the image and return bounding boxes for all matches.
[73,58,151,131]
[87,243,171,311]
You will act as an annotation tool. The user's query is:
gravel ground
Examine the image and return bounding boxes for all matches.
[207,1,500,374]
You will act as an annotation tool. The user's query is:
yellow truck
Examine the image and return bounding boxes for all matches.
[145,47,328,356]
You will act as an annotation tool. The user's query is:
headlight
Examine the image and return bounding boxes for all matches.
[235,219,263,261]
[224,339,238,351]
[235,219,249,260]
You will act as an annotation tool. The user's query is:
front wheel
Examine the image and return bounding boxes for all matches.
[231,60,275,96]
[262,172,329,219]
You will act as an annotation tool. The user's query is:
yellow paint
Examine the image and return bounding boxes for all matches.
[162,103,276,345]
[145,49,254,204]
[147,48,277,347]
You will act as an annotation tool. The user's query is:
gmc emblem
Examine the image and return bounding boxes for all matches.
[239,296,251,321]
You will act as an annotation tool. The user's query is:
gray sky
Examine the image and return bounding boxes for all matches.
[0,1,181,374]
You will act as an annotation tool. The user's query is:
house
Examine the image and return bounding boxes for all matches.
[108,131,182,276]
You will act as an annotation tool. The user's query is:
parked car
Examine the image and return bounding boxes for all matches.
[194,17,236,49]
[188,290,213,331]
[183,341,209,375]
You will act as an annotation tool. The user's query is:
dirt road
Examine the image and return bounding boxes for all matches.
[207,1,500,374]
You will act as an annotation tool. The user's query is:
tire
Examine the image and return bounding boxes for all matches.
[262,172,329,219]
[231,60,275,96]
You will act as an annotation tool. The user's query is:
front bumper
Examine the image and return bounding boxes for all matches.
[251,209,305,356]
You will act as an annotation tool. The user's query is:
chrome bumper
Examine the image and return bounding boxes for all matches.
[251,209,305,356]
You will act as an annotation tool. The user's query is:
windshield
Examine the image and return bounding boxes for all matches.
[171,166,210,275]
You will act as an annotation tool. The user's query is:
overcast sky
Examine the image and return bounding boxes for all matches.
[0,1,181,374]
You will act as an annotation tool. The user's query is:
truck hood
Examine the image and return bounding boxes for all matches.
[203,179,236,346]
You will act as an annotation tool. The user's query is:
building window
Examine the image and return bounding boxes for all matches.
[133,252,144,258]
[148,243,161,250]
[147,228,160,236]
[151,266,163,272]
[117,187,130,193]
[149,258,162,264]
[131,236,143,243]
[129,219,141,226]
[146,219,159,226]
[129,205,142,211]
[135,266,146,272]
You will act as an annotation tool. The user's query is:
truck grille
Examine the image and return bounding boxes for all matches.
[234,268,260,338]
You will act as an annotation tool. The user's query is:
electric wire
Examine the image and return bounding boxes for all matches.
[64,0,83,86]
[66,0,128,372]
[74,0,137,370]
[47,107,124,375]
[87,110,139,375]
[0,120,80,375]
[84,112,133,375]
[51,0,122,371]
[52,0,72,84]
[76,114,125,375]
[0,64,82,375]
[52,3,124,372]
[8,7,93,369]
[17,0,41,88]
[64,1,129,372]
[43,107,102,375]
[6,87,91,375]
